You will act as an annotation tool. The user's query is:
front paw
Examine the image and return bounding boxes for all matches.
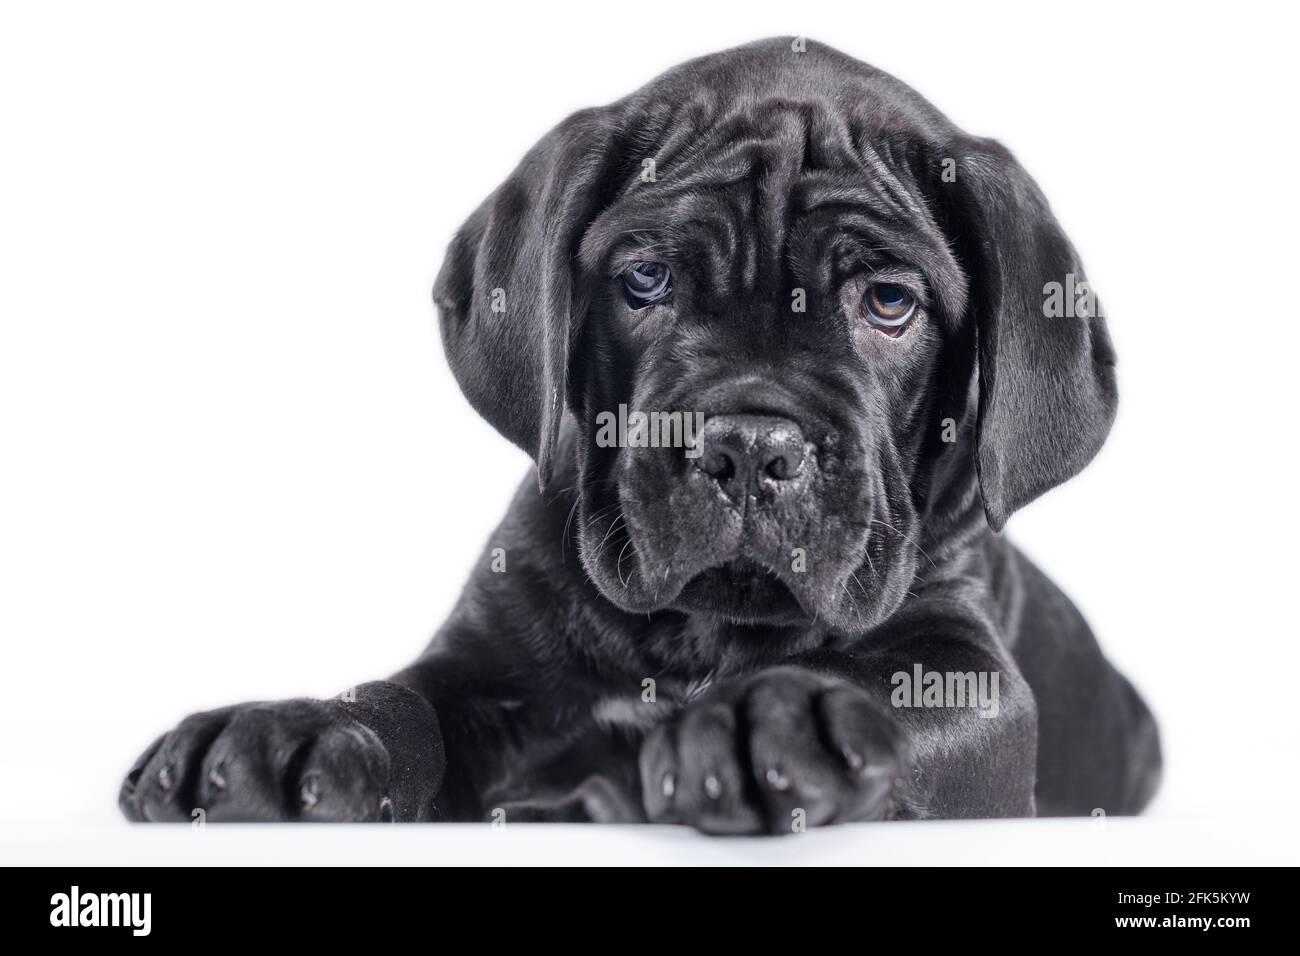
[639,667,904,835]
[119,684,440,822]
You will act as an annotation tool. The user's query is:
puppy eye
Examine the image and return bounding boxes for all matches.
[623,262,672,307]
[862,283,916,332]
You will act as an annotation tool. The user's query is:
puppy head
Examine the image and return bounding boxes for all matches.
[435,39,1116,636]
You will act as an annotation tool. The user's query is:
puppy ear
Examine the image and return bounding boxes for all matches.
[943,138,1118,530]
[434,108,618,490]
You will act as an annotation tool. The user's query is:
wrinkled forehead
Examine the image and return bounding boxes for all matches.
[577,95,966,316]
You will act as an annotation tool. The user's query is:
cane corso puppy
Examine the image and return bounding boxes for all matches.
[120,38,1161,832]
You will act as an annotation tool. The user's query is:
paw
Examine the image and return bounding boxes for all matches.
[119,698,395,823]
[639,667,903,835]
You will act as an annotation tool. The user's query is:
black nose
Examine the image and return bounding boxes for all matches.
[694,414,806,499]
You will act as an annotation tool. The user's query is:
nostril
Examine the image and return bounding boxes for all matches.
[697,446,737,482]
[765,454,796,481]
[762,438,805,481]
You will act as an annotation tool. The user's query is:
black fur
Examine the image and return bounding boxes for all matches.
[120,38,1160,832]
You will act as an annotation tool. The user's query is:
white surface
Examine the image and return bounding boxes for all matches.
[2,1,1298,864]
[4,817,1296,867]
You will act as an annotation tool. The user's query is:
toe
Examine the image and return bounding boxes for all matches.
[746,677,840,832]
[817,686,902,820]
[638,722,681,824]
[118,734,166,821]
[296,723,390,822]
[675,703,761,835]
[132,708,234,822]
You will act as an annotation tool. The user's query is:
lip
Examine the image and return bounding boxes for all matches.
[675,559,806,623]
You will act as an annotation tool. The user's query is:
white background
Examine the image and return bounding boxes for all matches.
[2,0,1297,864]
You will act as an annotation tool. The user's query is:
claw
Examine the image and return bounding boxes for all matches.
[704,774,723,800]
[764,767,790,791]
[299,776,321,811]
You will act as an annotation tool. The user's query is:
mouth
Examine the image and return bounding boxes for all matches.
[675,559,806,624]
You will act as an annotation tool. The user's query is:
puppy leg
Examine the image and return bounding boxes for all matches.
[639,634,1037,834]
[121,640,579,823]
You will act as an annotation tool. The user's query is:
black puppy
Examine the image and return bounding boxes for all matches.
[121,38,1161,833]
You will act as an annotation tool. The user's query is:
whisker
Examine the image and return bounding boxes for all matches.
[616,536,635,588]
[652,561,672,602]
[554,476,627,553]
[870,518,938,570]
[592,515,628,562]
[560,497,582,553]
[565,497,625,556]
[546,482,577,507]
[582,501,625,527]
[848,568,868,598]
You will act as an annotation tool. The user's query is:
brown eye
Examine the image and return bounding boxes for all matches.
[863,283,916,331]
